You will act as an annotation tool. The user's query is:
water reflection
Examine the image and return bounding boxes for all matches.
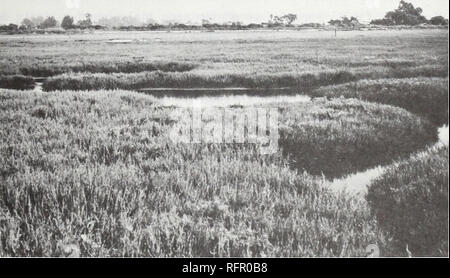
[154,93,311,107]
[329,125,449,196]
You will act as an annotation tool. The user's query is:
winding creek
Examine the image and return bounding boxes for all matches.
[147,92,448,196]
[32,84,448,195]
[329,125,448,196]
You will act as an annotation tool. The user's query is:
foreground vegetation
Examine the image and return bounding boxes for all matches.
[277,98,436,178]
[0,29,448,257]
[0,89,404,257]
[312,77,449,126]
[367,145,449,257]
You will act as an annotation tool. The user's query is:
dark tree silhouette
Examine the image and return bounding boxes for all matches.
[371,1,427,25]
[40,16,58,29]
[21,18,35,30]
[430,16,448,26]
[61,15,74,29]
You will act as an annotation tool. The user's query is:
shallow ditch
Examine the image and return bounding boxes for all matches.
[147,93,447,194]
[28,81,447,194]
[328,125,449,195]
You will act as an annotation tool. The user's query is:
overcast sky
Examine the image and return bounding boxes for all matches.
[0,0,448,24]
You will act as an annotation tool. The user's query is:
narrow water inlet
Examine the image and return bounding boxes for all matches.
[154,93,448,196]
[34,82,43,92]
[328,125,449,195]
[139,87,304,98]
[157,93,311,107]
[438,125,449,145]
[32,77,46,92]
[24,82,449,196]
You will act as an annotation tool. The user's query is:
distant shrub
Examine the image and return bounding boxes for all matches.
[429,16,449,26]
[0,75,35,90]
[0,24,19,33]
[311,77,449,126]
[370,18,395,26]
[367,145,449,257]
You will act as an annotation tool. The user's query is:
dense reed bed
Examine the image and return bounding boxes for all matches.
[367,145,449,257]
[25,61,197,76]
[42,70,358,91]
[277,98,437,178]
[0,61,198,77]
[0,89,416,257]
[312,77,449,126]
[41,65,449,92]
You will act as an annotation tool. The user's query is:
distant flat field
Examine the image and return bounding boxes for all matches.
[0,29,448,76]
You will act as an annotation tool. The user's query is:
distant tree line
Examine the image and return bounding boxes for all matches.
[60,14,103,30]
[0,1,447,34]
[328,1,448,27]
[0,13,104,33]
[0,13,300,33]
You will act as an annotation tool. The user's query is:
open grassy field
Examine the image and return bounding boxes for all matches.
[0,29,448,257]
[0,29,448,90]
[367,144,449,257]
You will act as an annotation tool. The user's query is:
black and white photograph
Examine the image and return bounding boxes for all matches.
[0,0,448,262]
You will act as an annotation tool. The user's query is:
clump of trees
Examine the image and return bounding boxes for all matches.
[371,1,448,26]
[16,16,58,31]
[268,14,298,27]
[429,16,449,26]
[60,14,103,30]
[9,14,96,32]
[77,13,93,29]
[328,16,360,27]
[21,18,35,30]
[299,23,323,28]
[1,15,60,33]
[20,17,45,30]
[61,16,74,29]
[40,16,58,29]
[0,24,19,33]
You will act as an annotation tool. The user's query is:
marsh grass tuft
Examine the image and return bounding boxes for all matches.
[312,77,449,126]
[367,145,449,257]
[277,98,437,178]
